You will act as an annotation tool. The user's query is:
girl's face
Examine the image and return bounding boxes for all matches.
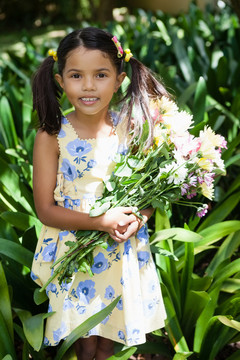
[55,47,126,118]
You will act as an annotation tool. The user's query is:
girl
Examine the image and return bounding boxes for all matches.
[31,27,168,360]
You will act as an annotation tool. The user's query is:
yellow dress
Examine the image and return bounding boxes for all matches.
[31,114,166,346]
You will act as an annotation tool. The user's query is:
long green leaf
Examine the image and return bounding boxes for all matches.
[193,286,221,352]
[0,311,17,360]
[180,242,194,309]
[206,231,240,276]
[181,290,210,341]
[193,76,207,125]
[197,192,240,232]
[0,157,35,215]
[54,296,121,360]
[196,221,240,248]
[14,309,53,351]
[107,347,137,360]
[0,96,18,148]
[150,228,202,244]
[1,211,41,232]
[162,285,189,353]
[0,263,14,341]
[0,238,33,268]
[210,258,240,291]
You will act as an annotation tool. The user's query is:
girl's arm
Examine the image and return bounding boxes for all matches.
[33,130,136,241]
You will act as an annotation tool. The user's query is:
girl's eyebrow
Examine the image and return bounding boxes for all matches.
[67,68,111,73]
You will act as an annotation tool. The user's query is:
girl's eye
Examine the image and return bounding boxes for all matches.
[97,73,106,78]
[72,74,81,79]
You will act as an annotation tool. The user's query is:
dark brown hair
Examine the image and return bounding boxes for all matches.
[32,26,170,146]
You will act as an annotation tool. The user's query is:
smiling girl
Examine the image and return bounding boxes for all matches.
[31,27,169,360]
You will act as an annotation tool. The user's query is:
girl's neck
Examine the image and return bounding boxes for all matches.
[67,110,115,140]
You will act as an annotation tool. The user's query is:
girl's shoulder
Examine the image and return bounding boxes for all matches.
[34,129,59,155]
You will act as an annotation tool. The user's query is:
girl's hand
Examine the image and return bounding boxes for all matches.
[114,208,154,243]
[98,207,137,242]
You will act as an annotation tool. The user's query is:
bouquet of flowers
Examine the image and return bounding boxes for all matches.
[40,97,227,291]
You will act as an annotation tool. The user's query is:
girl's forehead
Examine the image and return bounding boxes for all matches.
[64,47,114,69]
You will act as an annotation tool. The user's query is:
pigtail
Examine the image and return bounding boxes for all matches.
[120,57,171,148]
[32,56,62,134]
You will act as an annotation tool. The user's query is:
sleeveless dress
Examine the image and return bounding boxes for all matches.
[31,114,166,346]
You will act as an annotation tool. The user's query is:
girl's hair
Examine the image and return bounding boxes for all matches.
[32,26,170,146]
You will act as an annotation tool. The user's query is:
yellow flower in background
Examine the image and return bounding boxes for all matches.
[200,182,214,200]
[197,157,214,171]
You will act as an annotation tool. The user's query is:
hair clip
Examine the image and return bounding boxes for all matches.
[48,49,58,62]
[112,36,124,58]
[124,49,133,62]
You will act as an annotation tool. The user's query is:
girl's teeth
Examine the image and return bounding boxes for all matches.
[81,98,97,101]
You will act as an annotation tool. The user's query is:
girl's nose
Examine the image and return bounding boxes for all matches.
[82,77,96,91]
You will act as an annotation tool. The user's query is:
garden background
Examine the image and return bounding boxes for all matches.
[0,0,240,359]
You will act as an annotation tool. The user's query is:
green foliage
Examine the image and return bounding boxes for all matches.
[0,1,239,359]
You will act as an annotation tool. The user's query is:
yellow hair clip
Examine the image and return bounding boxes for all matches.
[124,49,133,62]
[48,49,58,62]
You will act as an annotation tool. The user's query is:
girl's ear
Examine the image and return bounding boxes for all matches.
[55,74,64,89]
[115,72,126,93]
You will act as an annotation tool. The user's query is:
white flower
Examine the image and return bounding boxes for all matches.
[160,162,188,185]
[163,111,193,135]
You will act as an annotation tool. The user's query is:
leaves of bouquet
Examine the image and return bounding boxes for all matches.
[89,202,111,217]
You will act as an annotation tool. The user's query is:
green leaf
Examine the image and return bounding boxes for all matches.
[33,288,48,305]
[150,228,202,244]
[0,96,18,148]
[0,263,14,341]
[196,221,240,249]
[0,311,17,360]
[54,296,121,360]
[89,202,111,217]
[0,158,35,215]
[107,347,137,360]
[1,211,41,232]
[173,353,193,360]
[217,316,240,331]
[0,238,33,268]
[14,309,54,351]
[182,290,210,340]
[193,76,207,125]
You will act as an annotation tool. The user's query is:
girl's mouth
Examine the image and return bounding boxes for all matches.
[80,97,99,105]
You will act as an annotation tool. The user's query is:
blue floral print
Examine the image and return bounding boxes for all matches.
[30,271,38,281]
[116,297,123,310]
[46,283,59,297]
[136,225,148,244]
[66,139,92,164]
[53,322,67,342]
[58,128,66,138]
[118,330,126,341]
[63,297,74,311]
[61,158,78,181]
[137,251,150,269]
[59,230,69,241]
[91,252,108,274]
[104,285,115,300]
[76,280,96,304]
[41,243,57,262]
